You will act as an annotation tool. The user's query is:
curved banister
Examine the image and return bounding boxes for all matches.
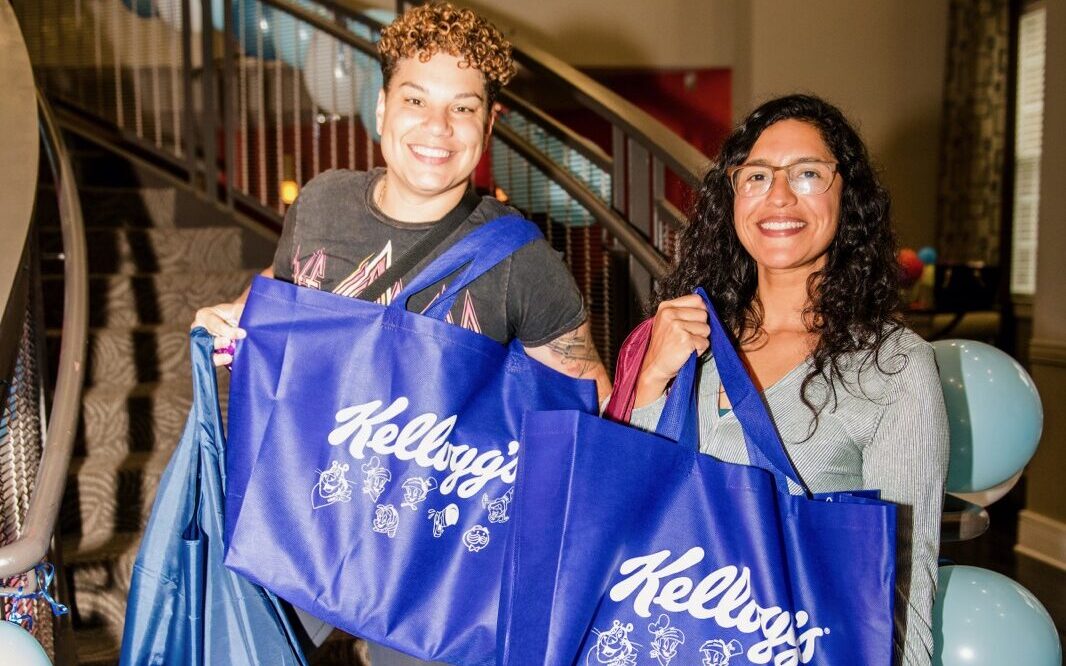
[0,90,88,581]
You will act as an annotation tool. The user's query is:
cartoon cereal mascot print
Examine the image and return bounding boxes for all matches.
[699,638,742,666]
[401,476,438,510]
[482,487,514,524]
[462,525,490,552]
[311,461,352,509]
[647,614,685,666]
[427,503,460,538]
[372,504,400,538]
[586,620,641,666]
[361,456,392,501]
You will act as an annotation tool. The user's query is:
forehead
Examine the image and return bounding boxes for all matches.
[747,119,832,163]
[389,52,487,95]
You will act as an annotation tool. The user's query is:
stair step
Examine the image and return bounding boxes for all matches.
[43,270,254,328]
[71,625,121,666]
[36,186,180,229]
[61,450,174,549]
[40,227,243,276]
[75,373,229,459]
[48,325,194,388]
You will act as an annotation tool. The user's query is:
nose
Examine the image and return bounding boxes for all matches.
[423,105,452,136]
[766,170,798,207]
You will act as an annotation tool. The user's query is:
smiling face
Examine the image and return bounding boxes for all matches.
[376,52,493,217]
[731,119,843,278]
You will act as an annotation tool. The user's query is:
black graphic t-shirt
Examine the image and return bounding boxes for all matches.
[273,168,586,346]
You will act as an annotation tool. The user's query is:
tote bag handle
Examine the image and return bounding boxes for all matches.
[656,289,808,494]
[389,215,542,321]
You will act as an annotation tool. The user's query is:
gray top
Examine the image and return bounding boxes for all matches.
[631,327,949,666]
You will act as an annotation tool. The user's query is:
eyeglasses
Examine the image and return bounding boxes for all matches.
[727,160,839,197]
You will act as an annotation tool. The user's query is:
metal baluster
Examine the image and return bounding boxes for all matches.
[346,48,355,169]
[152,14,162,147]
[130,0,143,138]
[238,0,249,193]
[274,53,284,213]
[222,0,236,204]
[627,136,652,309]
[171,0,182,157]
[602,225,612,372]
[256,1,267,204]
[293,21,302,185]
[652,157,664,253]
[113,0,124,128]
[94,0,104,115]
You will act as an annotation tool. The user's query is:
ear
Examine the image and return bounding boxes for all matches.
[375,87,386,137]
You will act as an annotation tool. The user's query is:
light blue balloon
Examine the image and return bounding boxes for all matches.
[932,339,1043,492]
[934,565,1061,665]
[272,0,320,67]
[234,0,277,60]
[918,245,938,265]
[123,0,155,18]
[0,621,52,665]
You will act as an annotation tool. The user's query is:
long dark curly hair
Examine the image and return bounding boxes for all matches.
[654,94,903,421]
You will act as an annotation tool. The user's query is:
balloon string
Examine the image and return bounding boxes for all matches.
[0,563,70,630]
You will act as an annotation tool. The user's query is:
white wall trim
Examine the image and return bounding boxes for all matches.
[1030,337,1066,367]
[1016,509,1066,571]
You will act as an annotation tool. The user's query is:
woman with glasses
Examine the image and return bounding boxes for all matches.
[625,94,948,665]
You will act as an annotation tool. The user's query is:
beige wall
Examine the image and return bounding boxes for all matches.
[742,1,949,250]
[412,0,949,249]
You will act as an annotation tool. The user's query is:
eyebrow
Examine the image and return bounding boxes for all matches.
[744,156,828,166]
[398,82,484,102]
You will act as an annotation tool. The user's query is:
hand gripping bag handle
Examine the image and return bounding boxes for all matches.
[658,288,808,494]
[389,215,542,321]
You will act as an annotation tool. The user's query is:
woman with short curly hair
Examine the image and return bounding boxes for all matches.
[628,94,949,665]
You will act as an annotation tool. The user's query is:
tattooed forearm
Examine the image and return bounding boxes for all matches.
[545,327,603,377]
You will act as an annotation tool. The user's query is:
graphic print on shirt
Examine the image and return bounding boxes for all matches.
[586,620,641,666]
[292,244,327,289]
[333,242,399,303]
[311,460,353,509]
[462,525,491,552]
[647,614,685,666]
[294,241,482,330]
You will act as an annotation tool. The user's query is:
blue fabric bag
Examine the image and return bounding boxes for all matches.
[223,217,598,665]
[498,288,898,666]
[119,329,307,666]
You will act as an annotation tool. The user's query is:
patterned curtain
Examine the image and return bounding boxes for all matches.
[936,0,1010,265]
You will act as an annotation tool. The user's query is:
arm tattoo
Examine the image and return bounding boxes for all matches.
[546,328,603,378]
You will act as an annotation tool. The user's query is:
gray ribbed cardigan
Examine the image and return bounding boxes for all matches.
[630,327,949,666]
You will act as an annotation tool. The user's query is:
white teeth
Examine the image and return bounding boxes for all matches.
[411,145,450,158]
[759,220,805,231]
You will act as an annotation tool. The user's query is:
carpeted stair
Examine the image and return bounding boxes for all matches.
[40,136,368,665]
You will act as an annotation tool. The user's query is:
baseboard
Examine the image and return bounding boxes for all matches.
[1015,509,1066,571]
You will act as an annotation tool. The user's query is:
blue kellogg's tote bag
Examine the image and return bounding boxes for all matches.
[498,289,898,666]
[223,217,598,666]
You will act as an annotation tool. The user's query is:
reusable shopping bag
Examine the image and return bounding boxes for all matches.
[223,217,598,665]
[497,288,898,666]
[119,329,306,666]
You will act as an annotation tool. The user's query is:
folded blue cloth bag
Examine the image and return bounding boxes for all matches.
[223,217,598,665]
[120,329,307,666]
[498,289,898,666]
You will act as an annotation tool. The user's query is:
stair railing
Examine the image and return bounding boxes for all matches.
[12,0,710,366]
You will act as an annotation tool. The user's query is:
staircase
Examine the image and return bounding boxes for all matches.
[38,136,367,664]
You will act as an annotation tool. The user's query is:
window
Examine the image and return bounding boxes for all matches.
[1010,2,1046,296]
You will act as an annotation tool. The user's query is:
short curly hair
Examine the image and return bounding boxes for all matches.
[377,2,517,106]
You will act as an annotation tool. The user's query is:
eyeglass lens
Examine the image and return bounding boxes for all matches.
[732,162,835,197]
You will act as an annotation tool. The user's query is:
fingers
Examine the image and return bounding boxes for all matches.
[191,303,247,340]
